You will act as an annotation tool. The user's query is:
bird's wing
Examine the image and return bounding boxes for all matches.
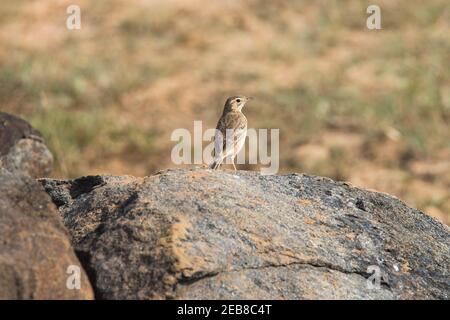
[214,112,247,158]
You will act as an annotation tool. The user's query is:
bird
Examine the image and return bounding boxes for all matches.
[209,95,252,170]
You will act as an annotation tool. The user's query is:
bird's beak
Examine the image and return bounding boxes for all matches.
[246,97,254,101]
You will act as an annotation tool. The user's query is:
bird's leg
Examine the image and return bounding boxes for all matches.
[232,159,237,171]
[216,157,224,170]
[214,159,222,170]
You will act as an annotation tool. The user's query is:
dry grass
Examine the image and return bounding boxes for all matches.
[0,0,449,224]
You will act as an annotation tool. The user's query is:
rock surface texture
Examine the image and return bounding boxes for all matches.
[40,168,450,300]
[0,172,94,299]
[0,112,53,178]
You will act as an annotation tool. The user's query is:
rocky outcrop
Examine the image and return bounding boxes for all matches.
[0,172,94,299]
[40,168,450,300]
[0,112,53,178]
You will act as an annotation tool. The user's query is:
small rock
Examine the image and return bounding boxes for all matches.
[0,112,53,178]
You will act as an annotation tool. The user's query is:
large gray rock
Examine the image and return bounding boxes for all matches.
[40,168,449,299]
[0,112,53,178]
[0,171,94,299]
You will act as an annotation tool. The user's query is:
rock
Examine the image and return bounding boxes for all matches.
[0,171,94,299]
[40,168,450,300]
[0,112,53,178]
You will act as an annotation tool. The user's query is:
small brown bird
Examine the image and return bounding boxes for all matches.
[210,95,252,170]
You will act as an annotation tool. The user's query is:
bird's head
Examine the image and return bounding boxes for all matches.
[223,95,253,113]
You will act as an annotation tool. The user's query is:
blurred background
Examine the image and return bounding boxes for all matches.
[0,0,449,224]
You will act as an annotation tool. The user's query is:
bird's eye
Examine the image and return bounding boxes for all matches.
[236,99,241,103]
